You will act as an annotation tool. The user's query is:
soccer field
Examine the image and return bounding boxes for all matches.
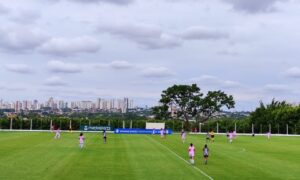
[0,132,299,180]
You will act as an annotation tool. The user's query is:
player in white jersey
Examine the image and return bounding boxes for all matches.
[79,133,85,149]
[267,131,271,139]
[181,129,186,143]
[54,128,61,139]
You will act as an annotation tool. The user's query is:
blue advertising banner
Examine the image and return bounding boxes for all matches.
[114,128,173,135]
[80,126,111,131]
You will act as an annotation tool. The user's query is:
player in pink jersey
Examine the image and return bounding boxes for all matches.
[229,131,233,143]
[233,131,237,139]
[54,128,61,139]
[267,131,271,139]
[160,128,164,139]
[181,129,186,143]
[79,133,85,149]
[188,143,195,165]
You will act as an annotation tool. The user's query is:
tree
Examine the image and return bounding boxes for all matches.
[156,84,202,129]
[153,84,235,130]
[152,105,170,120]
[195,90,235,122]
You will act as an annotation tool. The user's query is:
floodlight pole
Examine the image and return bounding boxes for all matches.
[69,119,72,130]
[217,122,219,134]
[199,123,202,133]
[50,119,53,131]
[10,117,13,131]
[30,119,32,131]
[286,124,288,135]
[234,123,237,132]
[130,120,132,129]
[251,124,254,134]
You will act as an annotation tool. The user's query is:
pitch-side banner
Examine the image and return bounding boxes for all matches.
[114,128,172,134]
[81,126,111,131]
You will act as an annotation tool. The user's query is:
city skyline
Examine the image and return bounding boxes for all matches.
[1,1,300,110]
[0,97,135,113]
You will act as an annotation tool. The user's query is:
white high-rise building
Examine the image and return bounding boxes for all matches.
[96,98,102,109]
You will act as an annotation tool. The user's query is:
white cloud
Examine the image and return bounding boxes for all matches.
[110,60,133,69]
[93,60,134,69]
[181,26,229,40]
[68,0,133,5]
[222,0,287,14]
[142,67,174,78]
[39,36,100,56]
[0,3,10,14]
[285,67,300,78]
[47,60,82,73]
[44,76,68,86]
[0,26,48,52]
[263,84,290,92]
[5,64,34,74]
[190,75,241,89]
[97,22,182,49]
[9,9,41,25]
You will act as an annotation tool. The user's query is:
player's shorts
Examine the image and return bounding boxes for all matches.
[211,135,215,138]
[203,154,209,158]
[189,153,195,157]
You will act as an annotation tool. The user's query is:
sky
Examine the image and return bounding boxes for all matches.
[1,0,300,111]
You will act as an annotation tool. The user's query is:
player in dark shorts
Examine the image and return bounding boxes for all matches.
[210,130,215,142]
[203,144,209,165]
[103,130,107,143]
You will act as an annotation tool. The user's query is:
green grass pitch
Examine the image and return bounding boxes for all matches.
[0,132,299,180]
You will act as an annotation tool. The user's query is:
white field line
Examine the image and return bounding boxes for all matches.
[147,136,214,180]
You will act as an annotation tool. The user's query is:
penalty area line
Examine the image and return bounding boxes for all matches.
[147,136,214,180]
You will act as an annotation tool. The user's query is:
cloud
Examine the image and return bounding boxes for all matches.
[47,60,82,73]
[263,84,290,92]
[142,67,174,78]
[285,67,300,78]
[39,36,100,56]
[5,64,34,74]
[44,76,68,86]
[0,26,48,52]
[9,9,41,25]
[93,60,134,69]
[68,0,134,5]
[222,0,286,14]
[0,3,10,14]
[97,22,182,49]
[110,60,133,69]
[181,26,229,40]
[190,75,241,89]
[217,50,240,56]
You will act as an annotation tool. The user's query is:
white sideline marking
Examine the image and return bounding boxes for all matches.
[147,136,214,180]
